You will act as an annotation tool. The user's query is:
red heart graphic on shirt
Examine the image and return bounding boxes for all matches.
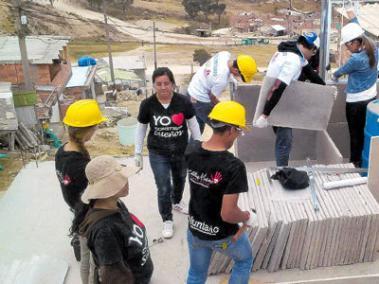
[171,113,184,126]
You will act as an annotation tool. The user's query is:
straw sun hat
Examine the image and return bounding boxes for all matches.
[81,155,139,204]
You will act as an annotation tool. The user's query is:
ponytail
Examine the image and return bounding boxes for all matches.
[70,200,95,236]
[361,35,377,69]
[68,126,94,159]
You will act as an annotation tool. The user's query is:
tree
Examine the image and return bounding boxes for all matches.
[49,0,55,6]
[182,0,226,22]
[182,0,202,18]
[211,0,226,24]
[117,0,133,13]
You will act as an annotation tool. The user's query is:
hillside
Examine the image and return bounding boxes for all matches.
[110,0,320,20]
[0,0,321,40]
[0,0,132,41]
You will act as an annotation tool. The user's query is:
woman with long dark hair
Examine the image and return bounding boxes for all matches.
[55,99,107,283]
[134,67,201,239]
[332,14,378,167]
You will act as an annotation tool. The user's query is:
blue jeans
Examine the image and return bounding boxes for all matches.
[192,100,214,134]
[273,127,293,167]
[187,230,253,284]
[149,151,187,221]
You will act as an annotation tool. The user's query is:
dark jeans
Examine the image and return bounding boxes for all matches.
[192,100,214,134]
[273,126,293,167]
[346,98,375,166]
[149,151,187,221]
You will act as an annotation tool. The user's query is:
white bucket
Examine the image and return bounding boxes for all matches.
[117,117,138,146]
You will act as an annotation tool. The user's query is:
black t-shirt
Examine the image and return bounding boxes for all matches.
[55,144,90,210]
[86,202,153,284]
[137,92,195,155]
[185,141,248,240]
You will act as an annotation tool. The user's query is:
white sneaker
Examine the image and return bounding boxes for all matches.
[173,201,189,215]
[162,221,174,239]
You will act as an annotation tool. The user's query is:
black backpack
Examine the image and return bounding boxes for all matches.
[271,168,309,190]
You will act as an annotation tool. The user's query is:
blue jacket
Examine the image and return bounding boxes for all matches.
[334,17,378,94]
[334,50,378,94]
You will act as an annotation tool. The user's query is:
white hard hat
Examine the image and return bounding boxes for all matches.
[341,22,364,45]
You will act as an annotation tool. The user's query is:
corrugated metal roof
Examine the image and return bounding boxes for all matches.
[66,65,96,88]
[337,4,379,38]
[271,24,286,31]
[0,36,71,64]
[103,55,146,70]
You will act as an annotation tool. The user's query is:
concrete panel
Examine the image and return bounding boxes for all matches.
[328,82,347,123]
[326,123,350,159]
[235,84,318,162]
[236,128,317,162]
[253,77,336,131]
[234,84,344,163]
[328,81,379,123]
[315,130,343,165]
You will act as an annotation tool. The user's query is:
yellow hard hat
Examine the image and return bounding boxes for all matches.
[63,99,107,127]
[237,54,257,83]
[208,101,247,128]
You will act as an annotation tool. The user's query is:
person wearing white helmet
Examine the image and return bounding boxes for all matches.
[332,12,378,167]
[254,32,325,167]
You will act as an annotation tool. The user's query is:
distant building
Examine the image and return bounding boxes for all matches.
[103,55,147,91]
[230,12,262,33]
[0,36,71,124]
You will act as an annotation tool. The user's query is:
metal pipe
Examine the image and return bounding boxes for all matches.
[319,0,332,81]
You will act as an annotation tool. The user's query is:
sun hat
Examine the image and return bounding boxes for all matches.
[81,155,139,204]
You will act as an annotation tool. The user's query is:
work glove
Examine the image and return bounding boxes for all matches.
[253,115,269,128]
[330,73,338,83]
[135,153,143,170]
[244,210,257,227]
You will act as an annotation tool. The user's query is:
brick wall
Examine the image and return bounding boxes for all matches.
[52,62,72,87]
[64,86,85,101]
[35,64,51,85]
[0,60,72,87]
[0,64,24,84]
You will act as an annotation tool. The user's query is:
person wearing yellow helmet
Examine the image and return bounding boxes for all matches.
[187,51,257,134]
[55,99,107,284]
[185,101,254,283]
[254,32,325,167]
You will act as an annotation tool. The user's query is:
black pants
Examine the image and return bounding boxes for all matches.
[346,98,375,166]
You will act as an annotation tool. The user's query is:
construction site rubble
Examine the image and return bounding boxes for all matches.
[209,164,379,274]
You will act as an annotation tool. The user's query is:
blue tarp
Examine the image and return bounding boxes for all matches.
[78,56,96,67]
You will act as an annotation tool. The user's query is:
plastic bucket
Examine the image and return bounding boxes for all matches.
[362,99,379,162]
[117,117,138,146]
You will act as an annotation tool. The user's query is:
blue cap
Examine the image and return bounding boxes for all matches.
[302,32,320,48]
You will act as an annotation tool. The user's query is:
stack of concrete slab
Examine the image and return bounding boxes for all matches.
[208,164,379,275]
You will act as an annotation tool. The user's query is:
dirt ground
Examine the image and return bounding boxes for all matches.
[0,153,37,194]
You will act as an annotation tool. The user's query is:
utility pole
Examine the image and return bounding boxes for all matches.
[103,3,116,89]
[13,0,33,90]
[319,0,332,81]
[153,21,157,70]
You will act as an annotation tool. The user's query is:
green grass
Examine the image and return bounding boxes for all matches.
[68,40,140,61]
